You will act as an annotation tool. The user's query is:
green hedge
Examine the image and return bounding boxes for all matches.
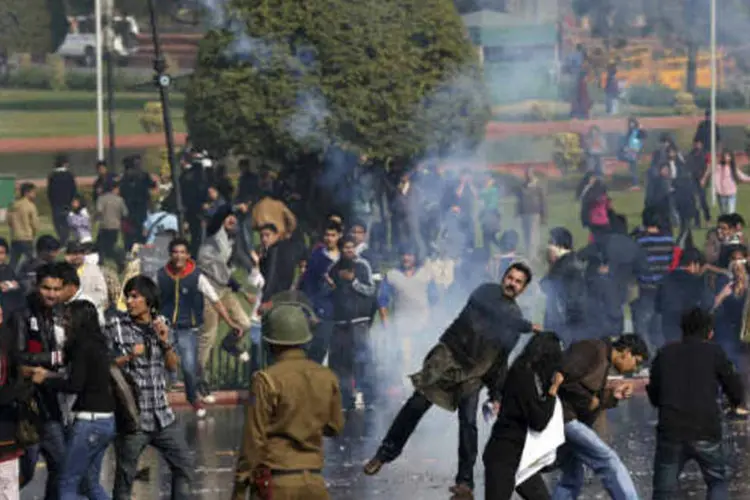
[626,84,677,107]
[3,65,190,93]
[693,88,748,110]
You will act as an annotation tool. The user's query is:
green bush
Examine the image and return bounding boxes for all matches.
[2,64,151,91]
[626,84,677,107]
[65,71,97,90]
[693,88,747,110]
[45,54,67,91]
[7,66,50,89]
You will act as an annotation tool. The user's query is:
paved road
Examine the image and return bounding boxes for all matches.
[20,394,750,499]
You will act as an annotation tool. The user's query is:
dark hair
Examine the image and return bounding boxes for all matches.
[717,214,733,226]
[96,160,107,169]
[679,247,703,267]
[504,261,533,285]
[36,263,60,285]
[681,307,713,340]
[729,213,746,228]
[70,193,86,210]
[168,237,190,253]
[56,262,80,288]
[19,183,36,197]
[612,334,649,362]
[123,275,161,316]
[238,158,251,170]
[325,222,343,234]
[514,332,564,393]
[0,238,7,252]
[259,223,278,233]
[350,220,367,231]
[642,207,663,228]
[54,154,69,169]
[36,235,61,254]
[610,213,628,235]
[341,235,357,247]
[63,300,107,352]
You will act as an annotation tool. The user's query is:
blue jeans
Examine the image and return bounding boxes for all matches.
[628,159,639,187]
[552,420,639,500]
[113,422,192,500]
[174,328,199,406]
[653,437,728,500]
[59,416,116,500]
[32,420,68,500]
[307,320,334,364]
[718,195,736,215]
[631,291,662,352]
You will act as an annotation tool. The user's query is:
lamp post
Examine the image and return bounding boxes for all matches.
[105,0,116,171]
[146,0,185,235]
[95,0,104,160]
[709,0,717,207]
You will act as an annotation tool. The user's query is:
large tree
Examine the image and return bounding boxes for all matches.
[185,0,490,165]
[0,0,68,54]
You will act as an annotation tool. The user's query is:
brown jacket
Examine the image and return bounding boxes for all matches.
[232,349,344,499]
[7,197,39,242]
[558,339,618,425]
[251,197,297,238]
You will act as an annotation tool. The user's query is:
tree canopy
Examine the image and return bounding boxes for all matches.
[185,0,490,165]
[0,0,68,54]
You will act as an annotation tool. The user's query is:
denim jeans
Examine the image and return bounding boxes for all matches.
[652,437,728,500]
[113,422,193,500]
[59,416,116,500]
[628,160,639,187]
[174,328,200,406]
[307,320,334,364]
[718,195,736,215]
[376,390,480,489]
[328,322,375,408]
[631,291,662,352]
[36,420,68,500]
[552,420,639,500]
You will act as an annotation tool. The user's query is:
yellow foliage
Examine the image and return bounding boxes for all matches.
[45,54,67,91]
[139,101,164,133]
[529,102,553,122]
[674,92,698,116]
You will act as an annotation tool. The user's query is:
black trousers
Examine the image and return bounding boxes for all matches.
[10,240,33,272]
[52,208,70,246]
[376,389,479,489]
[97,229,124,271]
[483,435,550,500]
[694,179,711,224]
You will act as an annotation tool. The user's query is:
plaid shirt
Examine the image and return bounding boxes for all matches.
[106,312,175,432]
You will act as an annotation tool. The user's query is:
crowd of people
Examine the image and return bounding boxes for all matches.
[0,109,748,499]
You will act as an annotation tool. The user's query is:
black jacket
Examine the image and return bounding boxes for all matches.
[541,253,587,338]
[559,339,617,425]
[327,257,376,323]
[656,269,714,343]
[259,238,298,300]
[47,168,77,210]
[440,283,532,371]
[647,338,744,441]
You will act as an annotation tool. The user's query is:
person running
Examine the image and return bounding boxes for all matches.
[364,263,541,499]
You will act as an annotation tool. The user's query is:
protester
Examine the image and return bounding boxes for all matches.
[66,194,92,244]
[552,334,649,500]
[0,238,23,316]
[647,308,744,499]
[705,150,750,215]
[31,300,116,500]
[64,241,108,317]
[95,181,128,271]
[92,160,116,203]
[108,276,193,499]
[119,155,156,252]
[47,155,78,246]
[482,331,565,500]
[364,263,541,498]
[8,182,40,271]
[18,235,61,295]
[686,139,711,226]
[694,109,721,150]
[618,117,645,190]
[515,168,547,260]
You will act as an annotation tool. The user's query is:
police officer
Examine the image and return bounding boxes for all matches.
[232,297,345,500]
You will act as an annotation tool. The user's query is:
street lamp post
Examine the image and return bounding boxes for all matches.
[146,0,185,235]
[104,1,116,171]
[709,0,717,207]
[95,0,104,160]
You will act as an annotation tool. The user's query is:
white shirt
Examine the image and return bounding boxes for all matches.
[197,274,220,303]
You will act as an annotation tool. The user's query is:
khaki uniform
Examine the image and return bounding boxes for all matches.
[232,349,345,500]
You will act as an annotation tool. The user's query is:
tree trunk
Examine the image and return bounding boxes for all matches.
[686,41,698,93]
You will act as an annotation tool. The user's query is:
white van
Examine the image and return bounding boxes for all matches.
[56,15,140,67]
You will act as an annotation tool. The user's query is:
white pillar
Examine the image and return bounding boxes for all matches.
[95,0,104,161]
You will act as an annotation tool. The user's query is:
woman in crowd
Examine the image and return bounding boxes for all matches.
[482,332,565,500]
[31,300,116,499]
[576,172,611,242]
[705,150,750,215]
[619,117,646,189]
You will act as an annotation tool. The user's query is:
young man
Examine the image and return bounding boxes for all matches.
[231,299,344,500]
[325,236,376,409]
[108,275,192,499]
[631,208,675,350]
[552,334,649,500]
[18,235,61,295]
[299,222,342,363]
[157,237,243,417]
[365,263,540,498]
[647,308,743,499]
[10,263,65,497]
[47,154,77,247]
[95,181,128,271]
[7,183,39,271]
[92,160,116,203]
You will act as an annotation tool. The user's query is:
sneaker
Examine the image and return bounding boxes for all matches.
[202,394,216,405]
[363,457,384,476]
[195,406,207,419]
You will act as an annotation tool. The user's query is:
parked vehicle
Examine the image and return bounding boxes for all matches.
[56,15,140,67]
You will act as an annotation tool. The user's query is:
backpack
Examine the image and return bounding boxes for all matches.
[110,364,141,434]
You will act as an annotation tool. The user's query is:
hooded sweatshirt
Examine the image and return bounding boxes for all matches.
[157,259,219,328]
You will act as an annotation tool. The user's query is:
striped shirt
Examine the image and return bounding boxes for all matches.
[106,312,175,432]
[632,230,675,290]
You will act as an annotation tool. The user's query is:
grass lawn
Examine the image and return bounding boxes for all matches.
[0,89,187,139]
